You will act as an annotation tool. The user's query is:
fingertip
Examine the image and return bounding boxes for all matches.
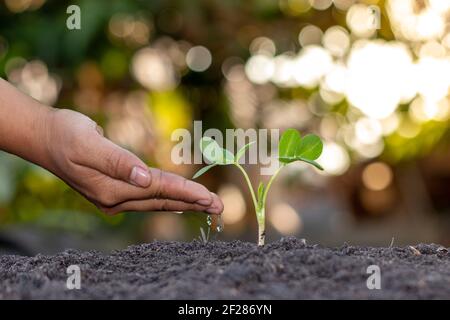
[206,192,224,215]
[206,207,222,215]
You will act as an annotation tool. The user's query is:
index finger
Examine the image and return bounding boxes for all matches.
[102,168,217,206]
[147,168,215,206]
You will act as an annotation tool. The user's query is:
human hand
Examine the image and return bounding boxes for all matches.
[41,109,223,215]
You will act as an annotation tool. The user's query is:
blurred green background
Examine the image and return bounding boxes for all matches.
[1,0,450,255]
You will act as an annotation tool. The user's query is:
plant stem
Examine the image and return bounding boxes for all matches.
[262,165,284,205]
[234,162,258,211]
[256,165,283,246]
[234,162,284,246]
[256,207,265,246]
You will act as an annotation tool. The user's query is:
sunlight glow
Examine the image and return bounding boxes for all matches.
[218,184,247,225]
[269,203,302,235]
[317,142,350,175]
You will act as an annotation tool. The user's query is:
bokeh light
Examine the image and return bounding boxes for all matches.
[279,0,311,16]
[299,25,323,47]
[245,54,275,84]
[318,142,350,175]
[346,3,380,38]
[322,26,350,57]
[132,47,179,91]
[293,45,332,88]
[309,0,332,11]
[186,46,212,72]
[218,184,247,225]
[269,203,302,235]
[362,162,393,191]
[7,59,61,105]
[4,0,45,13]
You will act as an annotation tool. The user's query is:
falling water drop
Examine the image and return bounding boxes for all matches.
[206,215,212,226]
[216,215,224,233]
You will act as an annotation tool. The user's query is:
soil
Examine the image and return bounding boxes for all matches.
[0,237,449,299]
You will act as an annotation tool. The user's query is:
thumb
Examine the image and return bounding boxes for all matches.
[87,135,151,188]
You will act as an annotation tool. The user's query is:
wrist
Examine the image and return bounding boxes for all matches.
[0,79,56,166]
[34,105,57,168]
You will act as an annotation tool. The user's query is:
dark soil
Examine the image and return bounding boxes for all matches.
[0,237,449,299]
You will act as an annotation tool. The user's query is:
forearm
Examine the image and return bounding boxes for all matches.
[0,79,224,215]
[0,78,53,167]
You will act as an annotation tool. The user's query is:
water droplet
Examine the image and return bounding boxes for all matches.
[206,215,212,226]
[216,215,224,233]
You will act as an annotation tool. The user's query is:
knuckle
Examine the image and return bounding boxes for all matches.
[147,199,164,211]
[106,150,124,179]
[181,176,188,191]
[153,169,164,197]
[151,199,169,211]
[81,187,100,204]
[160,199,170,211]
[96,191,117,208]
[147,167,154,188]
[99,194,116,207]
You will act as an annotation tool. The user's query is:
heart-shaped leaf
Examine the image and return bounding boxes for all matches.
[278,129,301,163]
[202,139,223,163]
[220,148,235,164]
[192,163,218,179]
[200,137,234,165]
[200,136,214,153]
[235,141,256,162]
[295,134,323,160]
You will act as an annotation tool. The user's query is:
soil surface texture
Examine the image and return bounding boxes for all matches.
[1,237,449,299]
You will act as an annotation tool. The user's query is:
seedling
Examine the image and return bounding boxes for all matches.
[198,216,212,244]
[198,226,210,244]
[193,129,324,246]
[197,215,223,244]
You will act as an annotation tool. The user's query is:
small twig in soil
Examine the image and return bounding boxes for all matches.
[409,246,421,256]
[199,227,210,244]
[389,237,395,248]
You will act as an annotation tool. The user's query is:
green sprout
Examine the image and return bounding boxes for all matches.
[193,129,324,246]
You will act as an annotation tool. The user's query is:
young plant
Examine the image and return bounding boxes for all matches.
[193,129,324,246]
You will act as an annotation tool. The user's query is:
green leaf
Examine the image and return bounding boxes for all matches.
[235,141,256,162]
[200,137,218,163]
[257,182,265,200]
[220,148,235,165]
[200,136,215,153]
[200,137,234,165]
[297,158,324,171]
[278,129,301,163]
[277,157,295,163]
[192,163,218,179]
[278,156,324,170]
[295,134,323,160]
[257,182,265,209]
